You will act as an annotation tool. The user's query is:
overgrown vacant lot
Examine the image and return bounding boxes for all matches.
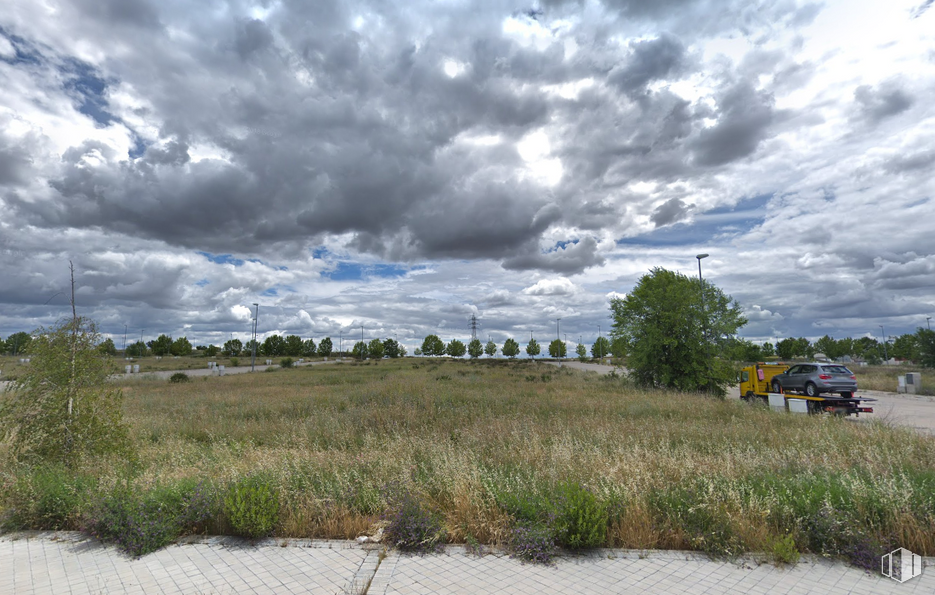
[3,358,935,563]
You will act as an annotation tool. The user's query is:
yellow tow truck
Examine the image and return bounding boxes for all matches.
[739,362,875,416]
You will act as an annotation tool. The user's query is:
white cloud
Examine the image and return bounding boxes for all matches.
[522,278,579,296]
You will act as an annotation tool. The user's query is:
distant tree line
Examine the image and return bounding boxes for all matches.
[722,330,935,366]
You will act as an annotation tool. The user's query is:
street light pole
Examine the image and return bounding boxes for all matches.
[927,317,932,331]
[360,325,364,360]
[251,303,259,371]
[123,324,127,358]
[696,254,710,391]
[879,325,888,364]
[140,329,144,357]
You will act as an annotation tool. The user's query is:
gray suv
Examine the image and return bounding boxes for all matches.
[770,363,857,398]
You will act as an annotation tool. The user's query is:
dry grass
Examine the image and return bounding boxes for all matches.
[855,364,934,395]
[3,358,935,556]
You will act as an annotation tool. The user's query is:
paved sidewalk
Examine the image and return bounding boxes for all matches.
[2,533,932,594]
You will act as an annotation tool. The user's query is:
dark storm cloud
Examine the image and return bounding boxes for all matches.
[853,84,914,124]
[650,197,692,227]
[609,33,687,94]
[691,81,775,166]
[502,236,604,274]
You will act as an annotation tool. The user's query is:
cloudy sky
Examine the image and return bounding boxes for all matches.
[1,0,934,352]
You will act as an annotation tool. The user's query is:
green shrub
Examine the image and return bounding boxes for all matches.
[169,372,189,383]
[280,357,294,369]
[0,316,131,466]
[224,475,280,538]
[553,482,607,549]
[83,479,214,558]
[229,358,239,367]
[650,486,744,558]
[1,465,95,531]
[770,533,800,565]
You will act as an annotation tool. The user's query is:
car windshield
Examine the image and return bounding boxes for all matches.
[822,365,851,374]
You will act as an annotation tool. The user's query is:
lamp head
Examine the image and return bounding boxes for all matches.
[696,253,709,260]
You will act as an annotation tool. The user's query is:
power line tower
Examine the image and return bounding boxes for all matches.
[469,314,479,340]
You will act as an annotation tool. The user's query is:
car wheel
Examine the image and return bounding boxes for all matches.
[805,382,819,397]
[771,380,782,393]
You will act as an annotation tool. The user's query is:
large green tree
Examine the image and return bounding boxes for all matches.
[5,331,32,355]
[262,334,285,357]
[283,335,304,357]
[421,334,446,357]
[317,337,333,357]
[368,338,385,359]
[484,340,498,357]
[576,343,588,361]
[0,317,130,465]
[97,338,117,356]
[916,329,935,368]
[170,336,193,356]
[382,338,400,358]
[610,267,746,396]
[352,341,369,359]
[149,334,173,356]
[525,337,540,359]
[591,337,610,360]
[467,338,484,359]
[446,339,466,357]
[223,338,243,356]
[548,339,566,358]
[126,340,147,357]
[502,338,520,358]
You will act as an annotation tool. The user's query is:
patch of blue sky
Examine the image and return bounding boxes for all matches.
[549,239,579,252]
[617,193,772,247]
[0,28,41,66]
[261,287,278,297]
[195,278,209,287]
[62,58,114,127]
[198,252,245,266]
[128,133,147,159]
[311,246,330,259]
[322,262,416,281]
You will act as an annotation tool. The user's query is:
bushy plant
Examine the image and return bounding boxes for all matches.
[224,475,280,538]
[1,465,95,531]
[229,357,240,367]
[0,316,131,466]
[382,491,446,553]
[650,487,744,557]
[280,357,294,369]
[770,533,800,565]
[553,482,607,549]
[86,488,175,557]
[168,372,189,383]
[802,503,890,570]
[510,524,556,564]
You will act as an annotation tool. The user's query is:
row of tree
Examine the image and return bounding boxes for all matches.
[720,330,935,365]
[4,318,934,371]
[348,338,407,359]
[413,334,615,361]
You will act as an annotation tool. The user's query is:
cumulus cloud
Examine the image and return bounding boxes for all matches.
[1,0,934,347]
[853,84,914,124]
[522,278,580,296]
